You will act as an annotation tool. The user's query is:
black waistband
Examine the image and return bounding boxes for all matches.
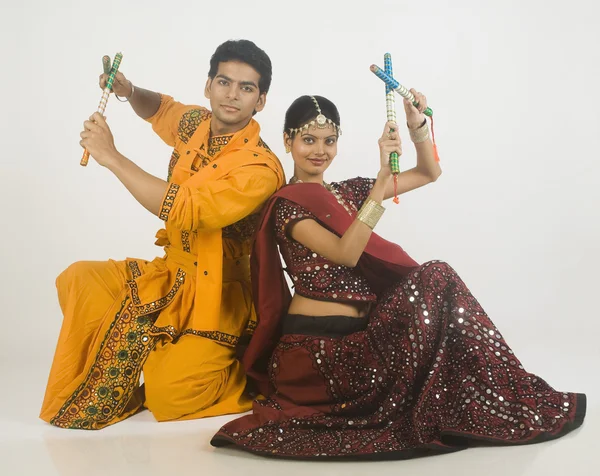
[282,314,368,338]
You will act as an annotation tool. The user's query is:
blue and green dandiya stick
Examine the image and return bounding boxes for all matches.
[384,53,401,203]
[371,60,440,165]
[81,52,123,166]
[370,64,433,117]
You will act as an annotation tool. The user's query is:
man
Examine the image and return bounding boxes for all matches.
[40,40,285,429]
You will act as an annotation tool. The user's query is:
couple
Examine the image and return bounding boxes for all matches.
[40,39,585,459]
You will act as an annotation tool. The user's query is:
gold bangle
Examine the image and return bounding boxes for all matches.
[356,199,385,229]
[409,120,430,143]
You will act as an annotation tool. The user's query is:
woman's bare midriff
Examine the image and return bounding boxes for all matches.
[287,294,370,318]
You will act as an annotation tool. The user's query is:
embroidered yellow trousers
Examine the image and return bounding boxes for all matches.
[40,254,253,429]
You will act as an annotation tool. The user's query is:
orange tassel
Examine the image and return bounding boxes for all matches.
[393,175,400,204]
[430,115,440,162]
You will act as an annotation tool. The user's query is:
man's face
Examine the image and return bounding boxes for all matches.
[204,60,266,134]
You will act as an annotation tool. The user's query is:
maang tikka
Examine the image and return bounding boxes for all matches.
[288,96,342,136]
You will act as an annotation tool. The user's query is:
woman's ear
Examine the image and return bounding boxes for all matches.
[283,132,292,153]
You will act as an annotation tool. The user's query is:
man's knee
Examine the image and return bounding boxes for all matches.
[56,260,125,304]
[143,336,241,420]
[144,366,228,421]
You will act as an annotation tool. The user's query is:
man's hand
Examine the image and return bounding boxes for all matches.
[79,112,121,168]
[99,71,133,98]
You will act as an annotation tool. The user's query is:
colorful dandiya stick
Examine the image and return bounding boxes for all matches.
[370,62,440,163]
[80,52,123,166]
[370,64,433,117]
[384,53,401,204]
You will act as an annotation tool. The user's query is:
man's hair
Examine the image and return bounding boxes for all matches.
[208,39,272,94]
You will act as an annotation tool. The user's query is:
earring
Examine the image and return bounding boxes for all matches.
[285,146,291,153]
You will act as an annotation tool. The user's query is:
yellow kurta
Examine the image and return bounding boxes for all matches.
[40,95,285,429]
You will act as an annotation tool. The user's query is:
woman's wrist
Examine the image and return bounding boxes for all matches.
[409,119,430,143]
[356,199,386,230]
[377,169,392,181]
[407,117,427,130]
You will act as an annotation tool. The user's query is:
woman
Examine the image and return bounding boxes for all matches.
[211,92,586,459]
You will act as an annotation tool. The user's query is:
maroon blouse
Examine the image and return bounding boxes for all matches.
[274,178,378,304]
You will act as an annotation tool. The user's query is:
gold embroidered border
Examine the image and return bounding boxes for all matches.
[167,150,180,181]
[159,183,180,221]
[178,108,210,144]
[181,329,240,346]
[207,135,232,157]
[127,261,141,279]
[135,269,186,316]
[181,231,191,252]
[49,298,159,430]
[245,319,258,333]
[149,324,178,340]
[127,280,141,305]
[149,325,250,348]
[257,138,273,153]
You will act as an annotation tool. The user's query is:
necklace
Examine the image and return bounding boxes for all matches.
[289,176,355,216]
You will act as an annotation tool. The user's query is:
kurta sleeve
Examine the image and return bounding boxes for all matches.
[158,165,279,231]
[145,94,207,147]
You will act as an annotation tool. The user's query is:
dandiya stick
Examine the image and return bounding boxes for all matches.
[384,53,401,204]
[370,64,433,116]
[370,63,440,162]
[102,55,111,75]
[80,52,123,166]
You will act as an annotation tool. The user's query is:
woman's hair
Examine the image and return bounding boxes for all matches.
[208,39,272,94]
[284,95,341,137]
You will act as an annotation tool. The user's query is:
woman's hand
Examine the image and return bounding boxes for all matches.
[378,121,402,179]
[403,88,427,129]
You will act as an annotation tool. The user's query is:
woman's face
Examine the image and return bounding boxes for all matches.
[285,122,339,178]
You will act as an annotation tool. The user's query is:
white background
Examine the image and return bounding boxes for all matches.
[0,0,598,475]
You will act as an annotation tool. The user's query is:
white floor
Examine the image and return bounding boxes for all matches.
[0,355,594,476]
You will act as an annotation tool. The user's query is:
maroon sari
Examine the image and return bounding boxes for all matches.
[211,183,586,460]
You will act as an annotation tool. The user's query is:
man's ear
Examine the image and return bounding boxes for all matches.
[204,77,212,99]
[254,92,267,113]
